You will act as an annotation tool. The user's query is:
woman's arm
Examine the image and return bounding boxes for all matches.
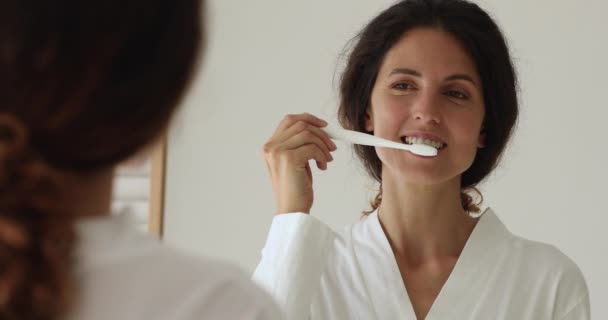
[253,213,336,320]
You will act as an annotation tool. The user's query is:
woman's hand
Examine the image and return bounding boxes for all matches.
[262,113,337,214]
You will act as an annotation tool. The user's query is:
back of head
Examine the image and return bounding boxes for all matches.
[0,0,203,318]
[337,0,518,214]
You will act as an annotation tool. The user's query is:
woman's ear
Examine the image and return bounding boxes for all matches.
[365,107,374,132]
[478,127,486,148]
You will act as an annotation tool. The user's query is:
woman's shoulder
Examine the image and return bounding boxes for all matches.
[149,249,283,319]
[480,208,584,277]
[507,233,588,287]
[490,211,589,315]
[510,235,578,267]
[492,210,582,275]
[318,211,385,266]
[76,239,281,319]
[332,210,381,244]
[504,235,589,317]
[74,214,281,319]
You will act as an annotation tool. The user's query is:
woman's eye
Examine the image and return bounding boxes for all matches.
[446,90,468,99]
[392,83,414,90]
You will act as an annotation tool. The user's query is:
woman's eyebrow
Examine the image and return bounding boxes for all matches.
[388,68,422,77]
[388,67,478,87]
[445,74,477,86]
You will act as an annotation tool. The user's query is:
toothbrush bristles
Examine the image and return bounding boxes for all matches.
[409,144,438,156]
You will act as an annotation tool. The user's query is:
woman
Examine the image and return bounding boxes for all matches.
[254,0,589,319]
[0,0,281,319]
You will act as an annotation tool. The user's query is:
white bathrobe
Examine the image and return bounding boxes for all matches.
[67,211,282,320]
[253,208,589,320]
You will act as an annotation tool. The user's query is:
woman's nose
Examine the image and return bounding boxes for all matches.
[411,94,441,125]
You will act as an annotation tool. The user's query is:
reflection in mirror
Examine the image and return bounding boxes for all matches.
[112,139,166,238]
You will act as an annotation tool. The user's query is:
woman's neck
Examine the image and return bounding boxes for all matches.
[377,172,477,266]
[64,168,114,218]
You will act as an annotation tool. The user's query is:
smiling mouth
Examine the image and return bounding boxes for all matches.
[401,136,447,150]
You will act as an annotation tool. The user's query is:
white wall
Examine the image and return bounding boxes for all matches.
[164,0,607,318]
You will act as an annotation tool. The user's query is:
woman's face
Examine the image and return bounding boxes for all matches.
[367,27,485,185]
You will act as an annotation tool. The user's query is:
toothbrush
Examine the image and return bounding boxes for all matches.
[322,125,438,157]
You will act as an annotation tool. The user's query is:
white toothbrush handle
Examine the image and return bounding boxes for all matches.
[323,125,409,150]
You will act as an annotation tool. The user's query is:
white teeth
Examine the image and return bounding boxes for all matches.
[404,136,445,149]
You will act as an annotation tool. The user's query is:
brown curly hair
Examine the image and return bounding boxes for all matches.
[0,0,203,319]
[338,0,518,215]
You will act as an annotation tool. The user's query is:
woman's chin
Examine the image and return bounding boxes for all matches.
[382,161,462,185]
[386,167,446,185]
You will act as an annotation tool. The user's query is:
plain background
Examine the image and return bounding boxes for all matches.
[163,0,607,318]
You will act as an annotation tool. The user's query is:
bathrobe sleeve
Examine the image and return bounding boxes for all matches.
[252,213,336,320]
[557,293,590,320]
